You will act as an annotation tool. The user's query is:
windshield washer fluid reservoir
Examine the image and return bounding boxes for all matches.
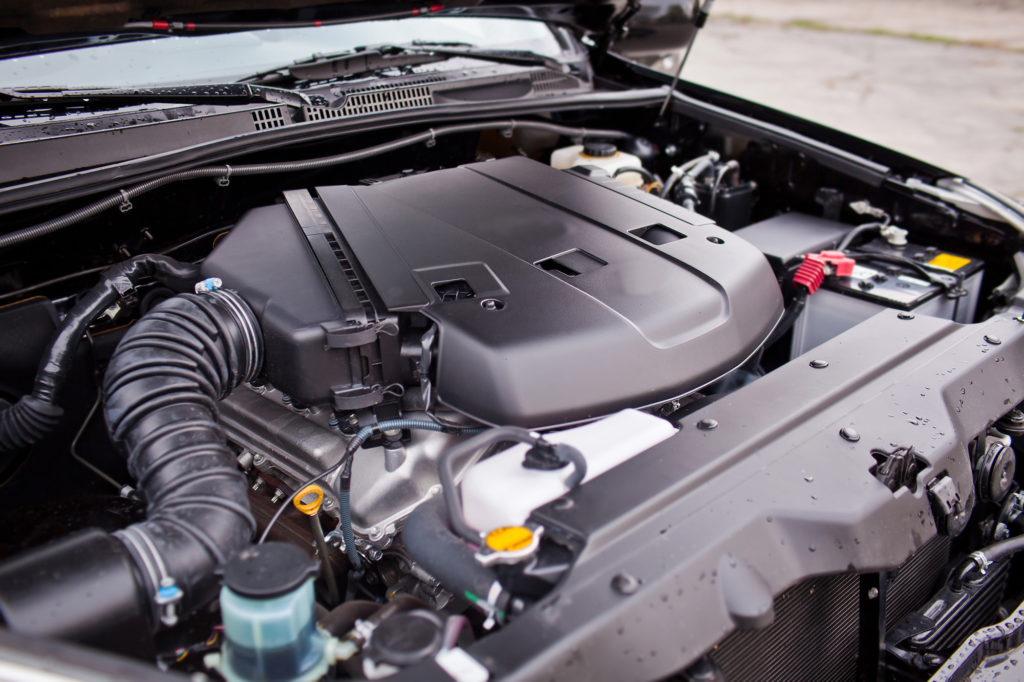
[461,410,676,533]
[550,141,645,187]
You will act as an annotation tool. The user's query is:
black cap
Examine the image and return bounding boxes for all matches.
[366,610,444,667]
[582,141,617,158]
[221,542,318,600]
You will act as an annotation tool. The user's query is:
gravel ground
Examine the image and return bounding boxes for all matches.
[670,0,1024,200]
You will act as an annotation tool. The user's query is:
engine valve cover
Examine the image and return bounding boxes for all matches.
[202,156,782,427]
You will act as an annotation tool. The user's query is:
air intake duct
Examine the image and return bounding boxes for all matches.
[0,286,262,651]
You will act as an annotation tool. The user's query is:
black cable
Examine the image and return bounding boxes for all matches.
[0,226,228,306]
[764,289,808,348]
[0,119,630,250]
[612,166,661,186]
[0,254,200,454]
[845,250,962,294]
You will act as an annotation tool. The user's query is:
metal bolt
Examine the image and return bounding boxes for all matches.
[322,497,335,509]
[428,484,442,496]
[809,359,829,369]
[897,312,915,320]
[611,572,640,595]
[696,418,718,431]
[271,489,285,504]
[368,526,382,540]
[985,335,1002,345]
[867,587,879,600]
[480,298,505,311]
[367,549,383,561]
[252,453,266,466]
[328,413,339,428]
[281,394,292,405]
[839,426,861,442]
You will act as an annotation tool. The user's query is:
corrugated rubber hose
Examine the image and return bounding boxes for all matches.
[0,285,263,642]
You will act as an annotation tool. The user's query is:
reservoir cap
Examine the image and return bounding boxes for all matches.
[221,542,318,599]
[367,610,444,667]
[582,141,617,158]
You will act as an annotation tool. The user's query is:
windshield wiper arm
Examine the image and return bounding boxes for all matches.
[242,42,569,84]
[0,83,322,109]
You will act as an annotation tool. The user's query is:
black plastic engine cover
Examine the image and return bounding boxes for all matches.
[202,156,782,427]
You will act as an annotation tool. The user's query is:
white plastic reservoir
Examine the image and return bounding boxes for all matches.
[460,409,677,533]
[550,141,645,187]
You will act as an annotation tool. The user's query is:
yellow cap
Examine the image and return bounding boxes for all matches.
[485,526,535,553]
[293,484,324,516]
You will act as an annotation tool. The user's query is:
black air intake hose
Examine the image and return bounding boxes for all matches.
[0,254,199,453]
[0,287,262,643]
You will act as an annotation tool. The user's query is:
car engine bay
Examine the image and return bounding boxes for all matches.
[0,87,1023,682]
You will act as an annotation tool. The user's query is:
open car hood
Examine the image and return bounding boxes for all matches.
[0,0,652,43]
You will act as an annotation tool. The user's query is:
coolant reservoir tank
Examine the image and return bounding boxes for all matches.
[460,410,677,534]
[217,543,329,682]
[550,141,645,187]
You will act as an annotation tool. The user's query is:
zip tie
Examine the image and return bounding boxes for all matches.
[217,165,232,187]
[118,189,133,213]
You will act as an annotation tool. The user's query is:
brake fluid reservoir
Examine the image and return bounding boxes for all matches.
[550,141,645,187]
[217,543,329,682]
[460,409,677,534]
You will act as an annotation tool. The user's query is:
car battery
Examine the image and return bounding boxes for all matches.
[791,241,984,356]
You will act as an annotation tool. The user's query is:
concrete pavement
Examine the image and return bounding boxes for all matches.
[672,0,1024,200]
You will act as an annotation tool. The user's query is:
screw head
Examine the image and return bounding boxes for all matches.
[809,359,829,369]
[839,426,861,442]
[696,418,719,431]
[985,335,1002,345]
[611,572,640,595]
[897,312,915,320]
[480,298,505,311]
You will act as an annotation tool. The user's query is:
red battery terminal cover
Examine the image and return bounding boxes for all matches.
[793,250,856,294]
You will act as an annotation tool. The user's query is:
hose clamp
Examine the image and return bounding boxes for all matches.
[116,526,182,627]
[968,550,992,576]
[205,288,263,382]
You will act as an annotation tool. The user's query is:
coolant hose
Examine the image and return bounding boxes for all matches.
[0,287,262,642]
[0,254,199,453]
[403,498,512,622]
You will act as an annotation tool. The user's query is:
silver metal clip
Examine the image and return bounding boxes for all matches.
[217,164,233,187]
[118,189,133,213]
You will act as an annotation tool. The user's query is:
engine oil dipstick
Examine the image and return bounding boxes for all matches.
[293,484,340,605]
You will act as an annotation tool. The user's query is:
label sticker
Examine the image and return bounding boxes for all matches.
[485,526,534,553]
[928,253,971,271]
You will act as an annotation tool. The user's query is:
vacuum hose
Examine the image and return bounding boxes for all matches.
[0,285,262,645]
